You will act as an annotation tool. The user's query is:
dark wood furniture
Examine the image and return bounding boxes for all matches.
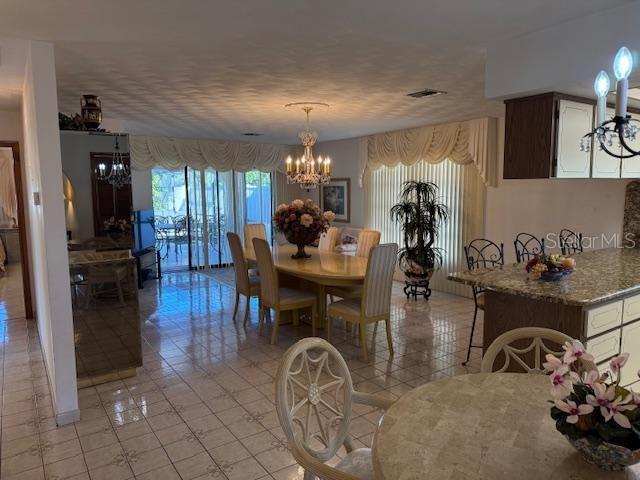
[90,152,133,237]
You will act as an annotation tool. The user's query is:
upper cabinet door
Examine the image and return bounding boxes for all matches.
[592,107,621,178]
[621,112,640,178]
[555,100,593,178]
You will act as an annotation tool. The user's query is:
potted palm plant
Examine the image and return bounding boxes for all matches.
[390,181,449,281]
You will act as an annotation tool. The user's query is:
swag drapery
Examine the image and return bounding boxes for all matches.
[366,117,498,187]
[129,135,291,172]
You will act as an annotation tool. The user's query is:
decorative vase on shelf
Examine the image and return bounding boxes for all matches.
[81,94,102,130]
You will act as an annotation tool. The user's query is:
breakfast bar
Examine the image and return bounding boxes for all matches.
[449,248,640,386]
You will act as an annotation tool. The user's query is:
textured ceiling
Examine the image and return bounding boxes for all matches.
[0,0,632,143]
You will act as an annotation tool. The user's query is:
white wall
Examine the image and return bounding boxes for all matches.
[485,2,640,99]
[0,109,24,145]
[22,41,78,424]
[485,117,628,263]
[131,169,153,211]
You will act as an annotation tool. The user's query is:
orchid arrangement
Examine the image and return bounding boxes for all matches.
[526,253,576,279]
[546,341,640,450]
[273,199,334,247]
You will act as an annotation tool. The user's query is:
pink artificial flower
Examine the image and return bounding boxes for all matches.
[554,399,594,424]
[580,370,601,388]
[550,365,574,398]
[563,340,595,364]
[602,394,637,429]
[586,383,615,417]
[543,354,564,372]
[632,391,640,406]
[610,353,630,375]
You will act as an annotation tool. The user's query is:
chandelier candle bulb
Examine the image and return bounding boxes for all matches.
[594,70,610,126]
[613,46,633,118]
[286,156,292,173]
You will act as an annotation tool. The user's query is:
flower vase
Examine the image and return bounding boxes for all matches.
[292,244,311,259]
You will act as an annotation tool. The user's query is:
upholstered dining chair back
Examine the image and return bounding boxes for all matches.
[318,227,338,252]
[362,243,398,318]
[253,238,278,308]
[227,232,250,295]
[355,229,381,258]
[480,327,596,374]
[244,223,267,249]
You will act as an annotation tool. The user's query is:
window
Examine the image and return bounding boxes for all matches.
[366,160,484,296]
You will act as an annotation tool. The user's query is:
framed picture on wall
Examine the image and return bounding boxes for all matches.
[321,178,350,223]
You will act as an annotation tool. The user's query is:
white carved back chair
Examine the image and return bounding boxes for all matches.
[327,244,397,362]
[253,238,318,344]
[481,327,579,373]
[227,232,260,325]
[276,338,394,480]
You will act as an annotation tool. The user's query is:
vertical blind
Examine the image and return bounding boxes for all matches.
[366,159,485,296]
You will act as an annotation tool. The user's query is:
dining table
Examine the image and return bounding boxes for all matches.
[244,244,368,325]
[372,372,640,479]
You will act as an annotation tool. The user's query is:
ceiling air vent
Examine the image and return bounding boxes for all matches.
[406,88,447,99]
[242,132,263,136]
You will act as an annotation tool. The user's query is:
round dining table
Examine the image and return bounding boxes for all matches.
[372,373,640,480]
[245,244,368,323]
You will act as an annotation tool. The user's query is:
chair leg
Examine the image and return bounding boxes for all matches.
[311,303,317,337]
[232,292,240,321]
[385,317,394,356]
[243,295,250,326]
[271,310,281,345]
[359,322,369,362]
[327,315,332,343]
[463,306,479,366]
[258,306,266,336]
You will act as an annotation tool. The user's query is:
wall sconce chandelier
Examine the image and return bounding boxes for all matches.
[96,135,131,188]
[581,46,640,159]
[284,103,332,189]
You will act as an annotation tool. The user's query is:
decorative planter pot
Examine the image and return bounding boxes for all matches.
[291,244,311,259]
[566,436,640,471]
[81,94,102,130]
[540,270,572,282]
[399,257,434,281]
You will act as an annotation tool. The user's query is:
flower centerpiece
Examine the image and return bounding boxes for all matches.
[544,342,640,470]
[273,199,335,259]
[526,253,576,281]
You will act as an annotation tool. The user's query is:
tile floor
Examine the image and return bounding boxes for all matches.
[0,268,482,480]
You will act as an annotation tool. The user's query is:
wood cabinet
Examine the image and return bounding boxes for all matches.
[504,92,640,179]
[621,320,640,386]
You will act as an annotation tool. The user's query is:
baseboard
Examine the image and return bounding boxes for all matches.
[56,408,81,426]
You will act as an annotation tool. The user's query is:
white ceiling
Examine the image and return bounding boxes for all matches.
[0,0,632,143]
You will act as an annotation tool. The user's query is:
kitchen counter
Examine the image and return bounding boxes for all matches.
[448,248,640,306]
[448,248,640,384]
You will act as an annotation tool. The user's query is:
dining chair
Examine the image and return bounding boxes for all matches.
[227,232,261,326]
[355,229,381,258]
[513,232,545,263]
[84,261,131,308]
[327,243,398,362]
[275,337,395,480]
[559,228,583,256]
[462,238,504,366]
[244,223,267,265]
[318,227,339,252]
[481,327,583,374]
[253,238,318,345]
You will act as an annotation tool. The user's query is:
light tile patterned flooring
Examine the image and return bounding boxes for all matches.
[0,268,482,480]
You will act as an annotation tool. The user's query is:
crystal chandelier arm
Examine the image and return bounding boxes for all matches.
[618,123,640,157]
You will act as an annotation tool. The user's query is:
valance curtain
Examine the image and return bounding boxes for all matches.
[366,117,497,186]
[0,148,18,224]
[129,135,291,172]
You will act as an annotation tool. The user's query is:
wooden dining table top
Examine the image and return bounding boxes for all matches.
[245,244,367,285]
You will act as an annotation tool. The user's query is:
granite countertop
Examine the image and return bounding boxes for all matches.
[448,248,640,306]
[68,249,134,266]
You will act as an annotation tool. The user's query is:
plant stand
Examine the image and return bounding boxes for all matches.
[404,278,431,301]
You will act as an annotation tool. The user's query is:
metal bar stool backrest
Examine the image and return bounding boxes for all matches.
[464,239,504,295]
[559,229,583,256]
[514,233,545,263]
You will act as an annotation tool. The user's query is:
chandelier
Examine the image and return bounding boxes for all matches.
[285,103,332,189]
[581,46,639,158]
[96,135,131,188]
